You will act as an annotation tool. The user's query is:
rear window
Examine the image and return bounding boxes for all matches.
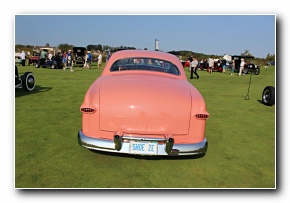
[110,57,180,75]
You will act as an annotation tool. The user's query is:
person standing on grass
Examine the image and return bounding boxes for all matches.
[199,59,203,70]
[208,58,214,74]
[87,51,92,68]
[239,58,245,76]
[83,51,92,69]
[190,57,199,79]
[83,51,89,69]
[20,51,26,66]
[64,50,74,72]
[202,59,208,71]
[97,50,103,69]
[106,52,111,64]
[222,58,227,73]
[188,55,193,72]
[62,51,67,69]
[230,60,235,76]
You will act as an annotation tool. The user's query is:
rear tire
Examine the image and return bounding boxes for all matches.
[21,72,35,92]
[262,86,275,106]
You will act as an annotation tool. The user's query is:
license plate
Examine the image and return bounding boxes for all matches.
[129,141,158,155]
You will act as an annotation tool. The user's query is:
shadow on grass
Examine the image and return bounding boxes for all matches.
[15,85,53,98]
[257,99,276,107]
[88,149,205,160]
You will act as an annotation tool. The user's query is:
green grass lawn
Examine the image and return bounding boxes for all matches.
[15,62,276,188]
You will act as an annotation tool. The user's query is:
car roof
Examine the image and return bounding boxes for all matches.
[232,55,255,59]
[73,47,86,50]
[40,47,54,51]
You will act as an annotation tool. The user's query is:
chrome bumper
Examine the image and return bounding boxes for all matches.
[78,130,208,156]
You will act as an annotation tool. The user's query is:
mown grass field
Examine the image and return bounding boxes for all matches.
[15,62,276,188]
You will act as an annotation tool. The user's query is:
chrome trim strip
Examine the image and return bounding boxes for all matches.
[78,130,207,156]
[122,136,167,142]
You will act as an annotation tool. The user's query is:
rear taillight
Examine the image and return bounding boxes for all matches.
[195,114,210,119]
[80,107,96,113]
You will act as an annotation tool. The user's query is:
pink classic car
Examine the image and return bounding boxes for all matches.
[78,50,210,156]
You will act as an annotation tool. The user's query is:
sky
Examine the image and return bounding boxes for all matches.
[1,0,288,202]
[15,14,275,58]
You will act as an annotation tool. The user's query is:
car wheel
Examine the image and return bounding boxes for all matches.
[262,86,275,106]
[51,64,56,69]
[21,72,35,92]
[255,67,260,75]
[243,68,248,74]
[35,63,40,68]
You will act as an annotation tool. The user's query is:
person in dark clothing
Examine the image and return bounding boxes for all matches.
[188,55,193,73]
[202,59,208,71]
[188,56,193,62]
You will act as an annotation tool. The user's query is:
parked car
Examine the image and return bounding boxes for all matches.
[15,65,35,91]
[35,54,63,69]
[78,50,210,157]
[266,61,275,66]
[232,55,260,75]
[15,53,21,65]
[181,60,190,67]
[212,60,223,72]
[29,52,40,65]
[73,47,86,65]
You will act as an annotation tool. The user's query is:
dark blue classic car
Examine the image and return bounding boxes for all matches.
[35,52,64,69]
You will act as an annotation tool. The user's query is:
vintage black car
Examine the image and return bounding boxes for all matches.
[35,54,63,69]
[73,47,86,65]
[15,65,35,91]
[232,55,260,75]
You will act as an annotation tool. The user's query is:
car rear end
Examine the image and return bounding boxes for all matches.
[78,51,209,156]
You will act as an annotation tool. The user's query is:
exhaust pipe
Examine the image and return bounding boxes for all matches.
[114,135,122,151]
[165,137,174,154]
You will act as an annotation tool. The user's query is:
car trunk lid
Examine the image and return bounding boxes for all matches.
[99,75,191,135]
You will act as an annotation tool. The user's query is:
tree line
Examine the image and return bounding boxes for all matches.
[15,44,275,65]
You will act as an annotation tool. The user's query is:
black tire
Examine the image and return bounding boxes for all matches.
[243,67,248,74]
[21,72,35,92]
[35,63,40,68]
[262,86,275,106]
[51,64,56,69]
[255,67,260,75]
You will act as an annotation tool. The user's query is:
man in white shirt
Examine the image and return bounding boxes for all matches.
[190,57,199,79]
[48,51,53,61]
[208,58,214,74]
[20,51,26,66]
[239,58,245,76]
